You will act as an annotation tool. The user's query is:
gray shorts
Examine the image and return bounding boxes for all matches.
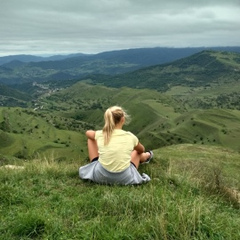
[79,160,150,185]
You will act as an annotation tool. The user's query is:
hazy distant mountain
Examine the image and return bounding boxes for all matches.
[1,47,240,85]
[0,53,87,66]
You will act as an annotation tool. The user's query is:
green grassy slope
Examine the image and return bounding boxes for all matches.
[1,82,240,162]
[0,144,239,239]
[167,109,240,151]
[0,107,86,162]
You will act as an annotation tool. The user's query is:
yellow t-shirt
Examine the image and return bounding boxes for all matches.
[95,129,139,172]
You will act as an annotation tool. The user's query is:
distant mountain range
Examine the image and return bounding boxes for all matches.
[1,47,240,85]
[0,53,87,65]
[89,50,240,91]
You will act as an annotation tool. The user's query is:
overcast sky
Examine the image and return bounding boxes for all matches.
[1,0,240,56]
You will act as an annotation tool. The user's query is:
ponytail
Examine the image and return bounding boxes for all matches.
[102,106,130,145]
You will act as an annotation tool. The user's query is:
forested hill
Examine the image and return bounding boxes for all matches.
[0,84,32,107]
[89,50,240,91]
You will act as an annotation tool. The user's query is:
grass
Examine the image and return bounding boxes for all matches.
[0,107,87,160]
[0,144,239,239]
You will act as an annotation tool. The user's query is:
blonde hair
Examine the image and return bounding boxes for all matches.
[102,106,130,145]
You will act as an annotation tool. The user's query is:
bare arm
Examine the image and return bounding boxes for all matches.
[134,142,145,154]
[86,130,96,140]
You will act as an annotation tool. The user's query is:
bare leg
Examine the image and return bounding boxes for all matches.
[131,150,151,169]
[140,152,151,163]
[87,139,98,162]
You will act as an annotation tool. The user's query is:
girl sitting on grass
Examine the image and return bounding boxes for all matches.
[79,106,153,185]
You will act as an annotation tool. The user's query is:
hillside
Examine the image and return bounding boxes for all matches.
[0,144,239,239]
[0,84,32,107]
[1,82,240,164]
[0,107,87,162]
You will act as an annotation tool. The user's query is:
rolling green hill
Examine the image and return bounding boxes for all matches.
[0,107,87,163]
[0,50,240,160]
[1,81,239,163]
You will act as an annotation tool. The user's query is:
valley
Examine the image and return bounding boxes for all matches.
[1,49,240,163]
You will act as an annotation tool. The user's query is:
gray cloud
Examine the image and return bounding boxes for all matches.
[0,0,239,56]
